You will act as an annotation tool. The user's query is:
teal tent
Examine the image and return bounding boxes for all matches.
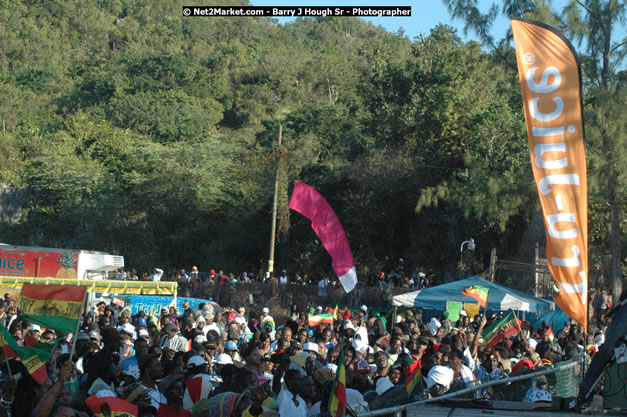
[392,276,555,314]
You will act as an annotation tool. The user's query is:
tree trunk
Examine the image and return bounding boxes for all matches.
[609,185,622,304]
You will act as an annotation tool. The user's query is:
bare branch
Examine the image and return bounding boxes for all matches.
[575,0,600,17]
[610,41,626,54]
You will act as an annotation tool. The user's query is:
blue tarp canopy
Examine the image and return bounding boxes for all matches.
[392,276,555,314]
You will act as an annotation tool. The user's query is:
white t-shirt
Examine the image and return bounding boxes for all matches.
[428,317,441,336]
[206,322,222,336]
[141,383,166,409]
[278,388,307,417]
[150,268,164,282]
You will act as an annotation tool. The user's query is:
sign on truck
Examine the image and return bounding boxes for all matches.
[0,243,124,280]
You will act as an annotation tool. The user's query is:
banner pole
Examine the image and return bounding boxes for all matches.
[0,325,13,379]
[69,292,87,362]
[2,349,11,379]
[512,309,525,342]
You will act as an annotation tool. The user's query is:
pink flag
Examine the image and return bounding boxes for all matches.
[289,181,358,292]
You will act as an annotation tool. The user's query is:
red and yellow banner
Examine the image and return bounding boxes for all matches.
[511,19,588,329]
[19,283,86,333]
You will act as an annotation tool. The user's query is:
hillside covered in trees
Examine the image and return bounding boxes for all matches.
[0,0,623,289]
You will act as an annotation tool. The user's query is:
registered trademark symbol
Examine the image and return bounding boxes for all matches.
[524,53,535,64]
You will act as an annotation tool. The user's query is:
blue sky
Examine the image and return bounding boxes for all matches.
[250,0,532,43]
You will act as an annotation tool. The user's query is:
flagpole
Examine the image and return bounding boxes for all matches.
[512,309,525,342]
[0,325,12,379]
[69,291,87,362]
[2,349,11,379]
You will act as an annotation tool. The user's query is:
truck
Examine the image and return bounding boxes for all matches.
[0,243,124,280]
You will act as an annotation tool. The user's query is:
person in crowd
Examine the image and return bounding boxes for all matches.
[157,375,191,417]
[138,352,166,409]
[182,355,213,411]
[159,323,190,352]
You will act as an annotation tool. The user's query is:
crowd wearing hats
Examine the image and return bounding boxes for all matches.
[0,287,609,417]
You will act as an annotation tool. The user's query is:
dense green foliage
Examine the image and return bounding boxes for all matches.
[0,0,620,285]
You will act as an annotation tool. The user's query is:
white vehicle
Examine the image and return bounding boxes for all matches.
[0,243,124,280]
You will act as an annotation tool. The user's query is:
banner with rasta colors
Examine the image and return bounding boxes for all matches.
[308,313,334,327]
[462,285,490,308]
[329,348,347,416]
[481,311,523,348]
[18,283,86,333]
[0,324,58,384]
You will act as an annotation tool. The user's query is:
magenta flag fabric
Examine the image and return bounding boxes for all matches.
[289,181,358,292]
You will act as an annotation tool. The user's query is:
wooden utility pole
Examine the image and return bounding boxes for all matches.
[267,124,283,277]
[489,248,497,282]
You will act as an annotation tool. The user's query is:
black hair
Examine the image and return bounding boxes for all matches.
[449,348,463,361]
[240,342,257,360]
[50,403,73,417]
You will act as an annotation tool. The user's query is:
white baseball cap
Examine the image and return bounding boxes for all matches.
[375,377,395,396]
[215,353,233,365]
[120,323,136,338]
[30,324,41,332]
[426,365,454,389]
[262,307,269,313]
[187,355,206,368]
[303,342,319,353]
[360,305,368,311]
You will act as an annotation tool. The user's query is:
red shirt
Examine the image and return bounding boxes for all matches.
[156,404,192,417]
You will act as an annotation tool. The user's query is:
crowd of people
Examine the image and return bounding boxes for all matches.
[109,259,439,292]
[0,285,614,417]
